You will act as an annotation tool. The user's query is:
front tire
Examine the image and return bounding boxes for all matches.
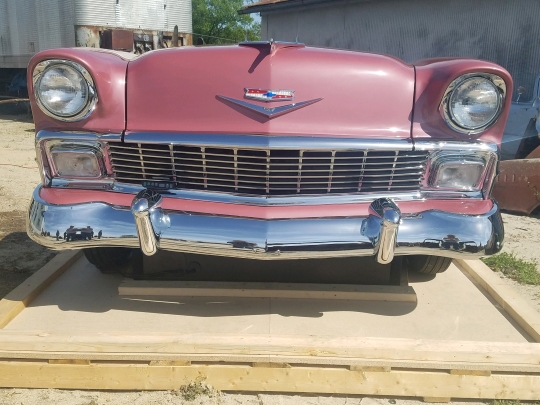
[84,247,132,274]
[406,255,452,274]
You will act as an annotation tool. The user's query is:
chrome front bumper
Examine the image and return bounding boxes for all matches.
[27,187,504,262]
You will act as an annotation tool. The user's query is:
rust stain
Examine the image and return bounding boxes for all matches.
[492,158,540,214]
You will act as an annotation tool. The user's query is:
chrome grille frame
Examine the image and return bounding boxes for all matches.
[35,131,499,205]
[108,142,429,197]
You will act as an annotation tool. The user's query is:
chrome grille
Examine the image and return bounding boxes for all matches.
[108,143,428,196]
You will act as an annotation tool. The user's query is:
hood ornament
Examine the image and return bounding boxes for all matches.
[245,88,294,102]
[217,95,322,119]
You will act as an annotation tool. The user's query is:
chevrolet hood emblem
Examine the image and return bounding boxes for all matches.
[217,96,322,119]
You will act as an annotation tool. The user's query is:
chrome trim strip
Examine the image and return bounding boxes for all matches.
[27,186,504,260]
[122,133,415,150]
[36,131,123,143]
[414,140,498,153]
[112,185,436,204]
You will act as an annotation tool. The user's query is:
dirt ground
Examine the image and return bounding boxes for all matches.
[0,114,55,298]
[0,114,539,404]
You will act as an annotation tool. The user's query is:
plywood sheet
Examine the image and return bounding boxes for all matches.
[3,258,530,343]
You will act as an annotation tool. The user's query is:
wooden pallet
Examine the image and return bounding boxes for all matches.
[0,250,539,400]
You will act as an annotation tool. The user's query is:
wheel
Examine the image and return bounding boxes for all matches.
[406,255,452,274]
[83,247,132,274]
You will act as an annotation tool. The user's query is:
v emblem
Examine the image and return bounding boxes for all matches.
[217,96,322,119]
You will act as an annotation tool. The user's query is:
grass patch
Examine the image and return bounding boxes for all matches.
[482,252,540,286]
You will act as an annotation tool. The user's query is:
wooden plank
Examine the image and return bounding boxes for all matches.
[49,359,91,365]
[350,365,391,372]
[423,398,451,403]
[0,362,538,399]
[149,360,190,366]
[252,362,291,368]
[0,251,82,329]
[118,280,417,302]
[0,331,539,372]
[449,369,491,376]
[456,259,540,342]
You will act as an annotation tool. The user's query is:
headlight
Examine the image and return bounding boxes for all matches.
[33,60,97,121]
[49,145,103,178]
[441,74,505,134]
[428,153,491,191]
[432,160,484,190]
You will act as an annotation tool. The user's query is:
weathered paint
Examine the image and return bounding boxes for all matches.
[257,0,540,103]
[75,26,101,49]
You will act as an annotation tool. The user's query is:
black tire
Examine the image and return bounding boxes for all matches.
[406,255,452,275]
[84,247,132,274]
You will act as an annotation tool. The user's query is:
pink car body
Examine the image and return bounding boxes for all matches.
[26,42,510,270]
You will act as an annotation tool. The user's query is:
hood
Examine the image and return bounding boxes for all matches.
[125,44,415,139]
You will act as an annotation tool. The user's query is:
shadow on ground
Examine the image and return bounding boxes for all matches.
[0,211,56,298]
[30,250,418,318]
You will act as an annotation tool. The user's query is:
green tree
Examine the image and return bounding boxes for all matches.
[192,0,261,44]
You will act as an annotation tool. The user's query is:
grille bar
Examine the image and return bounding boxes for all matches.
[111,149,429,162]
[109,143,429,196]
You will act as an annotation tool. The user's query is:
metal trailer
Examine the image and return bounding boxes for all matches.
[0,0,193,69]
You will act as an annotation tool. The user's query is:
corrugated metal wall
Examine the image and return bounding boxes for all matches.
[261,0,540,101]
[0,0,40,67]
[0,0,11,57]
[75,0,192,32]
[0,0,75,67]
[0,0,192,68]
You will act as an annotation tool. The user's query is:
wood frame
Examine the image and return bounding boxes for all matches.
[0,251,539,400]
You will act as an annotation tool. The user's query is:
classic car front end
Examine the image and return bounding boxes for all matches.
[26,42,510,274]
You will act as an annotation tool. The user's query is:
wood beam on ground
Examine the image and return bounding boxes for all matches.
[118,280,417,302]
[0,250,82,329]
[0,361,538,399]
[456,259,540,342]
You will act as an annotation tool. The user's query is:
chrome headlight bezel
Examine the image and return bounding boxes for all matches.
[33,59,98,122]
[440,73,506,135]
